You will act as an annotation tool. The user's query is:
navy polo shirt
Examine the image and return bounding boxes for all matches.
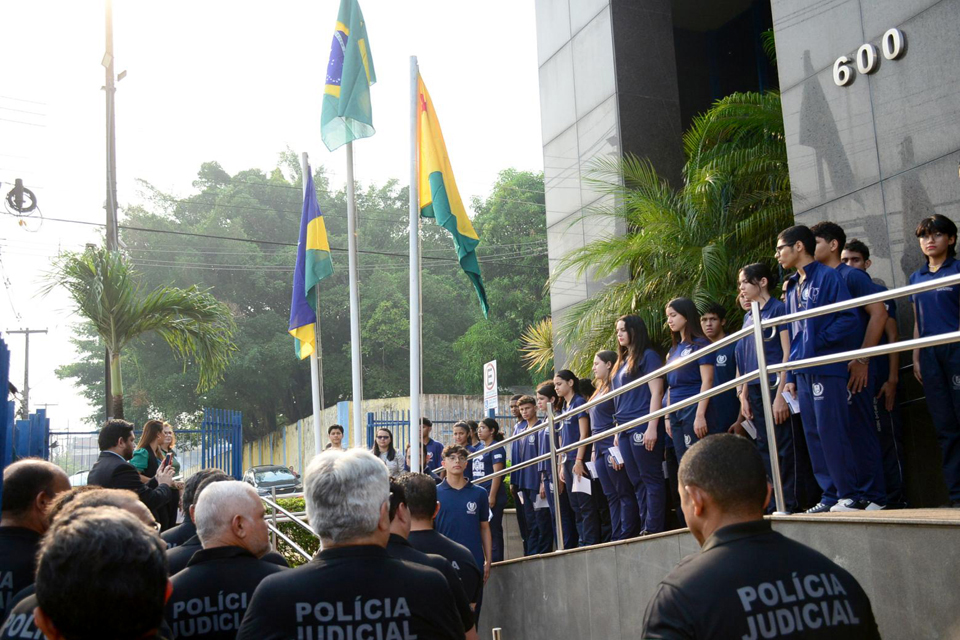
[737,298,787,386]
[537,421,560,479]
[559,395,587,449]
[612,349,663,422]
[711,340,740,426]
[423,438,445,472]
[837,262,876,348]
[470,442,506,502]
[910,257,960,337]
[870,282,897,382]
[435,480,490,569]
[666,337,713,404]
[589,391,617,451]
[510,421,541,491]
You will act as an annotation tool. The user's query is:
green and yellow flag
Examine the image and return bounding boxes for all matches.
[321,0,376,152]
[417,74,489,317]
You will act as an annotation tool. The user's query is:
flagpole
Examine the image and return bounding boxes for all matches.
[409,55,422,475]
[301,152,325,456]
[345,142,365,448]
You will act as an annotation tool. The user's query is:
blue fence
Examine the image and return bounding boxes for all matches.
[366,409,518,454]
[0,337,11,507]
[200,408,243,480]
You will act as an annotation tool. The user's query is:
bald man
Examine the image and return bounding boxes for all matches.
[0,459,69,609]
[165,481,286,640]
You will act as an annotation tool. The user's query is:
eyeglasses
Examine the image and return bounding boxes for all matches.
[444,455,467,462]
[775,243,793,255]
[376,435,391,440]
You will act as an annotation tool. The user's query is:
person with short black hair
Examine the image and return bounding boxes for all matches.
[402,473,483,620]
[237,450,463,640]
[87,419,177,516]
[33,507,171,640]
[324,424,345,451]
[0,459,70,612]
[778,225,862,513]
[511,395,546,554]
[436,446,491,586]
[420,417,444,473]
[700,302,742,436]
[642,434,880,639]
[387,479,477,640]
[162,468,220,549]
[166,471,233,575]
[507,394,529,549]
[910,213,960,506]
[166,482,286,640]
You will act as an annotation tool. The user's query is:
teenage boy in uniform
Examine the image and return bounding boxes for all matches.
[777,225,861,514]
[701,301,742,433]
[811,222,887,510]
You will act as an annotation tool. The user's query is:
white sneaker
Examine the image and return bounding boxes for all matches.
[829,498,865,512]
[865,502,886,511]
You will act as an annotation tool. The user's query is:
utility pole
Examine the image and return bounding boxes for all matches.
[6,329,47,419]
[102,0,120,421]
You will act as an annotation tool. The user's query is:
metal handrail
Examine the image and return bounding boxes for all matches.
[261,494,315,537]
[266,521,313,561]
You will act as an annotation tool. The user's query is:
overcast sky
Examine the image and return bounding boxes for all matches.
[0,0,544,429]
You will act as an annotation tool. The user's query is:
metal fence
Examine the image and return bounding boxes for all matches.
[468,272,960,551]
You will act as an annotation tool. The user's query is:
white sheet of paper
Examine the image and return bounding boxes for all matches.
[608,446,624,465]
[572,474,592,495]
[585,461,598,477]
[517,491,524,505]
[533,493,549,510]
[782,391,800,414]
[741,418,757,439]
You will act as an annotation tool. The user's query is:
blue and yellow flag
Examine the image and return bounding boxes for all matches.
[418,74,489,318]
[321,0,376,152]
[289,169,334,358]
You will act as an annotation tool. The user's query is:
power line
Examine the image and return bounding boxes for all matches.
[0,118,45,127]
[0,95,46,105]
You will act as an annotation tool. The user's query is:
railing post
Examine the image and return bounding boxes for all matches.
[492,629,502,640]
[271,486,278,547]
[751,300,788,514]
[546,404,564,551]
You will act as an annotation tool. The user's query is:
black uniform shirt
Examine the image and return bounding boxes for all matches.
[161,519,196,550]
[0,528,40,613]
[166,534,202,576]
[408,528,482,605]
[0,594,174,640]
[386,533,471,632]
[237,544,462,640]
[165,545,287,640]
[642,520,880,639]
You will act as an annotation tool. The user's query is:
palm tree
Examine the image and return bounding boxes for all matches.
[549,91,791,374]
[46,248,237,419]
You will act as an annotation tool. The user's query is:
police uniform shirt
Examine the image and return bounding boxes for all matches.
[161,519,196,550]
[236,545,462,640]
[0,527,40,613]
[666,337,714,404]
[642,520,880,639]
[167,534,202,576]
[910,256,960,337]
[1,593,175,640]
[165,545,287,640]
[408,529,482,606]
[470,443,506,502]
[434,479,489,570]
[386,534,472,631]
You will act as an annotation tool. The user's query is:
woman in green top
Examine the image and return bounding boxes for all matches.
[159,421,181,475]
[131,420,165,479]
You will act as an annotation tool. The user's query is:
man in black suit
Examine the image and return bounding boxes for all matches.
[87,419,176,514]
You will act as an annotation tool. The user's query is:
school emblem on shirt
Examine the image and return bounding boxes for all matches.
[527,434,536,445]
[684,434,692,447]
[812,383,824,398]
[466,501,478,515]
[681,346,693,357]
[952,375,960,390]
[632,432,644,445]
[801,287,820,303]
[716,354,728,366]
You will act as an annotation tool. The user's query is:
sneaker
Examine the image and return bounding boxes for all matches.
[805,502,833,514]
[830,498,866,512]
[865,502,886,511]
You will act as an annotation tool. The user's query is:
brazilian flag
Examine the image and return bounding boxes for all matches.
[417,74,489,318]
[321,0,376,152]
[288,169,334,358]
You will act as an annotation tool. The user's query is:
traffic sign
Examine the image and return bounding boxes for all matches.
[483,360,497,412]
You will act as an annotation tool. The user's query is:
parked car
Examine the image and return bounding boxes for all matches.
[243,465,302,496]
[68,470,89,487]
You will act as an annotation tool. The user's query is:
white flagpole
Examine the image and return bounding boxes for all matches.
[345,142,365,448]
[409,56,422,474]
[301,152,325,456]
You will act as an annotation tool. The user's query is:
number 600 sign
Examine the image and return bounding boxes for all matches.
[833,28,906,86]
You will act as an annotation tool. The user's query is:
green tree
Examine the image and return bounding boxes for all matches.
[46,248,237,419]
[552,91,791,373]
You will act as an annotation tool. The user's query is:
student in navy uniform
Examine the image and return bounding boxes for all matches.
[511,396,546,555]
[506,394,529,551]
[664,299,717,460]
[387,479,477,639]
[554,369,601,546]
[642,435,880,639]
[843,239,908,508]
[811,222,888,510]
[701,302,742,434]
[238,450,463,640]
[910,214,960,507]
[778,225,861,513]
[0,460,69,613]
[611,315,667,536]
[452,422,475,480]
[535,383,576,550]
[420,418,445,473]
[466,421,481,451]
[402,473,483,614]
[590,350,638,541]
[470,418,508,561]
[735,264,803,513]
[436,446,492,623]
[166,482,287,640]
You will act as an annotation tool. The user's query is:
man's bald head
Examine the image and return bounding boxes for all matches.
[1,459,70,531]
